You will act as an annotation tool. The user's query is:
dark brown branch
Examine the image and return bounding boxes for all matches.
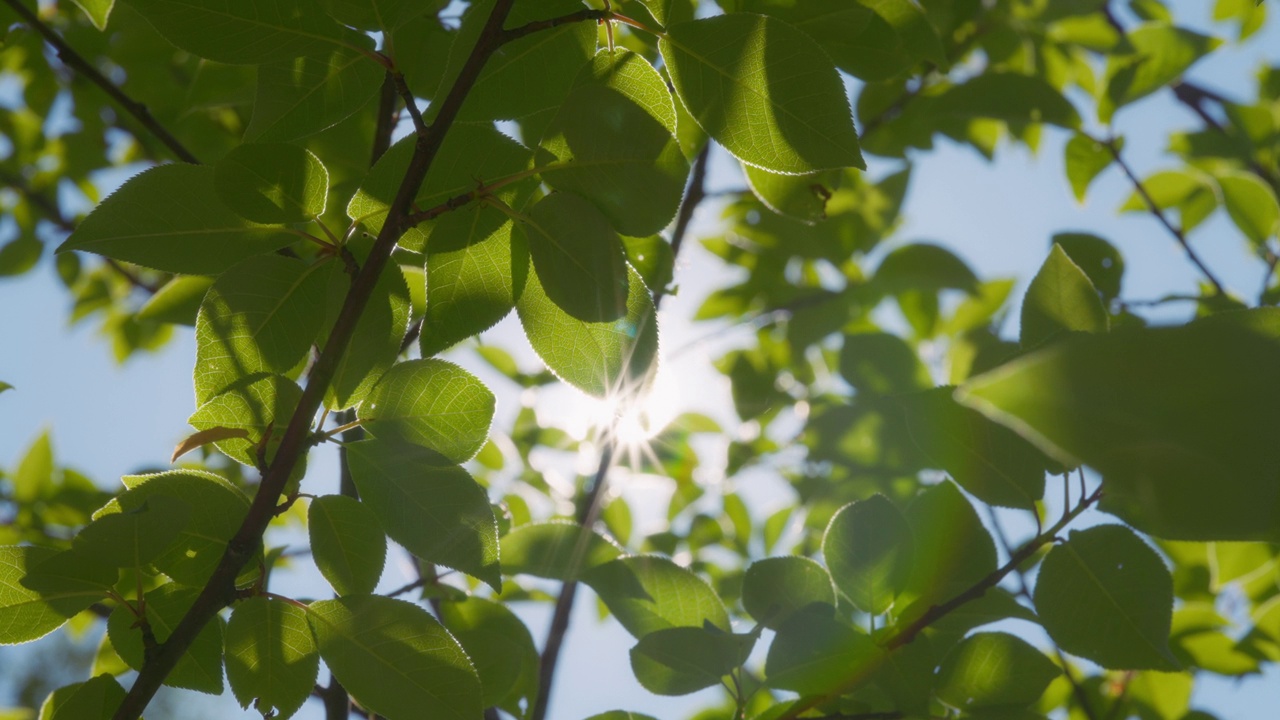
[391,70,428,136]
[317,677,351,720]
[371,72,399,167]
[1171,81,1280,189]
[1102,137,1226,296]
[500,8,610,43]
[110,2,519,718]
[653,145,709,306]
[1,0,199,165]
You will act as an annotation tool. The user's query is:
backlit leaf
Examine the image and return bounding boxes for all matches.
[40,674,126,719]
[630,626,754,696]
[499,521,623,581]
[0,546,108,644]
[823,494,914,614]
[1217,170,1280,245]
[741,556,836,629]
[245,38,385,143]
[1021,245,1109,348]
[125,0,349,64]
[517,192,629,322]
[214,143,328,224]
[935,632,1060,709]
[322,253,411,410]
[358,359,495,463]
[71,495,189,569]
[439,597,539,710]
[226,597,319,719]
[188,374,303,467]
[309,495,386,596]
[583,555,729,638]
[137,275,214,326]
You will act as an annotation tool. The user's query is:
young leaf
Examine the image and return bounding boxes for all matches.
[245,38,385,143]
[307,595,483,720]
[309,495,387,596]
[539,49,691,237]
[583,555,729,638]
[193,254,331,403]
[0,546,109,644]
[823,494,914,614]
[346,438,500,589]
[630,626,754,696]
[71,495,189,569]
[1034,525,1178,670]
[935,632,1060,709]
[1064,132,1115,202]
[225,597,319,720]
[517,263,659,398]
[214,143,329,224]
[439,597,540,711]
[188,374,303,467]
[660,14,865,174]
[743,163,842,224]
[107,584,225,693]
[517,192,630,323]
[764,603,877,696]
[1216,170,1280,245]
[39,674,126,719]
[357,359,496,463]
[322,254,411,411]
[1020,244,1109,348]
[70,0,114,29]
[58,165,296,275]
[741,556,836,629]
[125,0,349,64]
[1101,23,1221,120]
[498,521,623,581]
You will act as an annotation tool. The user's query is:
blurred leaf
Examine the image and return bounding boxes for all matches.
[439,597,539,711]
[1102,24,1222,120]
[765,603,876,696]
[936,632,1060,709]
[39,674,125,719]
[584,555,729,638]
[823,494,914,614]
[1051,232,1124,302]
[137,275,214,326]
[1021,244,1109,348]
[1064,132,1115,202]
[1216,170,1279,245]
[741,556,836,629]
[630,626,754,696]
[499,521,623,581]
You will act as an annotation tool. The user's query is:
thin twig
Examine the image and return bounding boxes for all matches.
[1,0,199,164]
[500,8,610,43]
[371,72,398,166]
[654,145,709,306]
[391,70,428,136]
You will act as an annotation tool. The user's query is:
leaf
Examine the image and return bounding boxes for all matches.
[72,495,189,569]
[839,331,931,395]
[583,555,729,638]
[924,588,1039,652]
[741,556,836,629]
[439,597,539,711]
[498,521,623,581]
[935,632,1059,710]
[96,470,251,586]
[1034,525,1178,670]
[0,546,108,644]
[108,584,225,693]
[307,595,482,720]
[171,426,250,463]
[346,438,500,589]
[0,381,11,395]
[539,49,690,237]
[137,275,214,326]
[517,263,659,398]
[517,192,630,322]
[322,253,411,411]
[743,163,842,224]
[309,495,386,596]
[621,235,674,294]
[225,597,319,720]
[764,603,877,696]
[194,254,331,403]
[660,13,865,174]
[630,625,754,696]
[873,243,980,296]
[1216,170,1280,245]
[12,431,53,503]
[71,0,114,30]
[823,494,914,614]
[898,481,997,611]
[1102,23,1221,120]
[245,38,385,142]
[958,310,1280,541]
[214,143,328,224]
[321,0,420,32]
[936,72,1081,128]
[1064,132,1115,202]
[357,359,495,463]
[1119,168,1218,232]
[1021,244,1109,348]
[58,165,296,275]
[39,675,126,719]
[1052,232,1125,302]
[188,374,302,467]
[124,0,350,64]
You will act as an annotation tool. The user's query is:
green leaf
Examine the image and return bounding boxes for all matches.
[873,243,980,296]
[1216,170,1280,245]
[1102,23,1222,121]
[660,14,865,174]
[895,388,1048,510]
[823,494,914,614]
[124,0,350,64]
[583,714,658,720]
[321,0,420,32]
[18,549,117,600]
[72,495,189,569]
[40,675,126,720]
[96,470,251,586]
[137,275,214,326]
[923,588,1038,652]
[517,263,659,398]
[517,192,630,322]
[637,0,691,26]
[0,381,12,395]
[935,72,1081,128]
[439,597,539,711]
[357,359,495,463]
[498,521,623,581]
[741,556,836,629]
[346,438,500,589]
[108,584,225,693]
[764,603,876,696]
[839,331,931,395]
[0,546,110,644]
[583,555,729,638]
[70,0,114,29]
[322,253,411,410]
[307,595,482,720]
[630,626,754,696]
[743,163,842,224]
[1034,525,1178,670]
[214,143,328,224]
[309,495,387,596]
[58,165,296,275]
[622,235,675,294]
[936,632,1060,709]
[898,481,996,610]
[225,597,319,719]
[1064,132,1115,202]
[245,38,385,142]
[958,310,1280,541]
[1021,244,1109,348]
[12,431,53,503]
[539,49,690,237]
[1119,168,1218,233]
[189,374,303,467]
[193,254,330,403]
[1052,232,1125,302]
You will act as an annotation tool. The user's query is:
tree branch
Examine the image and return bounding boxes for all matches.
[370,71,399,167]
[1,0,199,165]
[109,2,519,717]
[654,145,709,306]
